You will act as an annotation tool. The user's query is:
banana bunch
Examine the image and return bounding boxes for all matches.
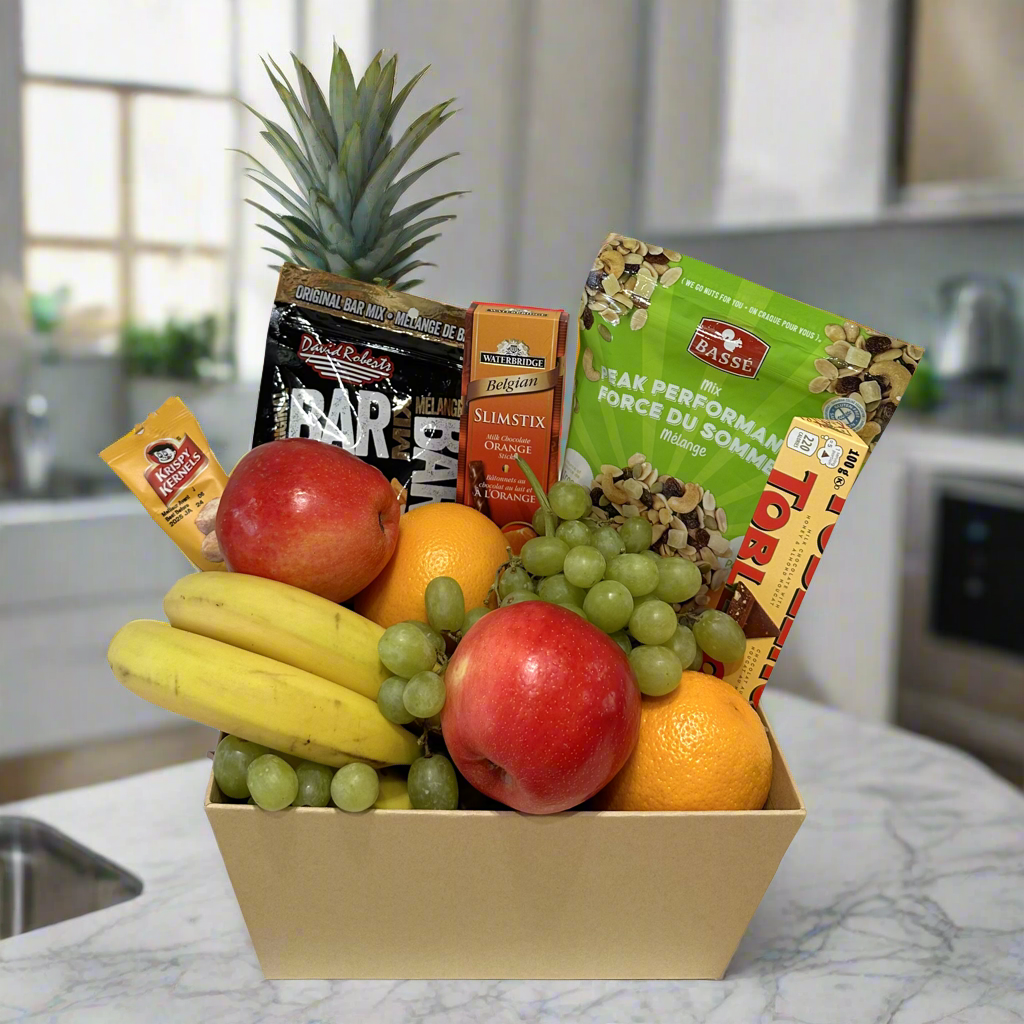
[108,573,419,768]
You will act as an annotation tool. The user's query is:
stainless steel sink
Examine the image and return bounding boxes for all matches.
[0,817,143,939]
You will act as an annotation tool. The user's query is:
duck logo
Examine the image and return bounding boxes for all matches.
[687,318,769,379]
[143,436,207,505]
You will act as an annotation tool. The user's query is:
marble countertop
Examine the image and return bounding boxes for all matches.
[1,690,1022,1024]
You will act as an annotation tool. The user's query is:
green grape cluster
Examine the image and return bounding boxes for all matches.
[213,735,383,812]
[213,732,460,813]
[496,476,750,698]
[375,595,454,726]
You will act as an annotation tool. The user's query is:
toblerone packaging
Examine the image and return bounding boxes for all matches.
[709,417,868,705]
[100,397,228,571]
[457,303,568,527]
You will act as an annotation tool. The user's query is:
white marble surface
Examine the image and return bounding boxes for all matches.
[1,690,1022,1024]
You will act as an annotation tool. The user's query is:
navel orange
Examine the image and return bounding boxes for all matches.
[353,503,509,627]
[501,521,537,556]
[593,671,772,811]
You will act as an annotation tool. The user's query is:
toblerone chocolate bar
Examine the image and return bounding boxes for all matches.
[708,417,869,706]
[457,303,568,527]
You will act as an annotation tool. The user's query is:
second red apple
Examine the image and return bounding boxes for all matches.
[441,602,641,814]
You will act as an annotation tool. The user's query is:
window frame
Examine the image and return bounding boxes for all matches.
[20,18,243,349]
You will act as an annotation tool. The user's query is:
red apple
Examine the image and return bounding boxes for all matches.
[216,439,399,603]
[441,602,641,814]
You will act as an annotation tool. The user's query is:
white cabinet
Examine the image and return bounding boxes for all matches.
[641,0,1024,235]
[0,500,187,758]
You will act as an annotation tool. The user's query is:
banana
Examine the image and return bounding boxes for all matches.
[374,771,413,810]
[163,572,388,701]
[108,620,419,767]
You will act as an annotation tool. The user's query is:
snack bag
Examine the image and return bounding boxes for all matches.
[564,233,923,701]
[100,397,228,571]
[253,264,466,511]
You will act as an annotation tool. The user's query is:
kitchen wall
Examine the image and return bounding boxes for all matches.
[660,218,1024,351]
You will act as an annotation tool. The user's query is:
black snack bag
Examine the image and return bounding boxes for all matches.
[254,265,467,510]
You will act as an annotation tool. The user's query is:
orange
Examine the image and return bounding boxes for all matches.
[594,672,772,811]
[353,503,509,627]
[501,521,537,556]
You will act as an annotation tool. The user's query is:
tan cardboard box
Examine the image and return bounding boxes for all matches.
[205,709,804,981]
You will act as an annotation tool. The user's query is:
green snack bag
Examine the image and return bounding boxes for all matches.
[564,233,923,611]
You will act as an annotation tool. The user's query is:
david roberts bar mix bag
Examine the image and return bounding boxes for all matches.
[563,233,923,701]
[254,264,467,511]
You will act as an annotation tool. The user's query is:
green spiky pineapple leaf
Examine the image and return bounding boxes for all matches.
[241,45,464,291]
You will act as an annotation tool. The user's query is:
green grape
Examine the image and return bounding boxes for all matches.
[628,599,678,646]
[292,761,334,807]
[331,762,380,812]
[689,642,705,671]
[377,675,415,725]
[538,573,586,606]
[548,480,589,520]
[246,754,299,811]
[665,625,698,669]
[605,553,660,597]
[562,545,606,588]
[378,622,436,677]
[462,606,490,633]
[424,576,465,633]
[584,519,600,535]
[406,619,445,657]
[692,609,747,663]
[498,564,535,599]
[592,525,625,561]
[557,603,588,620]
[532,507,559,536]
[555,519,592,548]
[403,670,447,719]
[583,580,634,633]
[502,590,541,606]
[582,491,593,517]
[521,536,569,577]
[608,630,633,657]
[620,516,654,553]
[642,549,661,561]
[631,592,658,609]
[213,735,269,799]
[408,754,459,809]
[628,645,683,697]
[655,557,703,603]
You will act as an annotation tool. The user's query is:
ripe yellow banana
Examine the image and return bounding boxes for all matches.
[108,619,419,767]
[163,572,388,701]
[374,771,413,810]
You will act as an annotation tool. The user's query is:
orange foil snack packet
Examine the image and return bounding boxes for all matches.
[457,303,567,527]
[100,397,228,571]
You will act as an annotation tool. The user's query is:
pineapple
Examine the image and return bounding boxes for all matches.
[243,47,463,292]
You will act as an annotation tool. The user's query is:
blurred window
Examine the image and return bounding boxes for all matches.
[21,0,238,348]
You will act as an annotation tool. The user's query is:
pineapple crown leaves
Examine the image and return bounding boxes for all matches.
[240,45,467,290]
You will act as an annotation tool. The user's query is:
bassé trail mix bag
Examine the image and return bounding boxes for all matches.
[563,233,923,701]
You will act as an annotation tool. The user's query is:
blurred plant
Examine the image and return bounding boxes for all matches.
[0,276,117,359]
[28,286,71,334]
[901,354,940,411]
[119,315,221,381]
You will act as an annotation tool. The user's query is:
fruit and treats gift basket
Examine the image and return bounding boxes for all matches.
[99,45,922,979]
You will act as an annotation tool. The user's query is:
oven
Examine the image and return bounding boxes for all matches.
[897,469,1024,786]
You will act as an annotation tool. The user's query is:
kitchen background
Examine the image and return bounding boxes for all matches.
[1,0,1021,800]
